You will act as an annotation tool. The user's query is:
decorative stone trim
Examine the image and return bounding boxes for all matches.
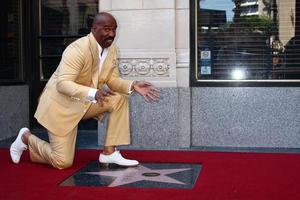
[118,58,170,77]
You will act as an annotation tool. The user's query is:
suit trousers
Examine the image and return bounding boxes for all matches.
[28,93,130,169]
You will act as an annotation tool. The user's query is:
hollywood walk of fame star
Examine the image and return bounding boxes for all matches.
[86,165,192,187]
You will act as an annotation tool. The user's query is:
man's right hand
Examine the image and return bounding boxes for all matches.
[95,88,116,106]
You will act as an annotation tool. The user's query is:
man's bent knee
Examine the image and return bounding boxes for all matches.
[109,93,128,111]
[51,155,73,170]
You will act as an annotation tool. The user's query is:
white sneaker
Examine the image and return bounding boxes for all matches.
[99,151,139,167]
[10,128,29,164]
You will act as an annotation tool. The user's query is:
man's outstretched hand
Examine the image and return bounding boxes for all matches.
[133,81,160,102]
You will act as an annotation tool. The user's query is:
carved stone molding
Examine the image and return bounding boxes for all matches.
[118,58,170,77]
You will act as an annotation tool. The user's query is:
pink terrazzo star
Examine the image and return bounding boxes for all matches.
[86,165,192,187]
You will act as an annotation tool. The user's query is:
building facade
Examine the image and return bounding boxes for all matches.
[0,0,299,150]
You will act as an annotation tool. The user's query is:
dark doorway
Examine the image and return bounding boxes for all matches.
[30,0,98,130]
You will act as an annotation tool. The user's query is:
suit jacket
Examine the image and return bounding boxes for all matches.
[34,33,133,135]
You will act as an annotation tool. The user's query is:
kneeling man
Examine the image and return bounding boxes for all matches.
[10,12,159,169]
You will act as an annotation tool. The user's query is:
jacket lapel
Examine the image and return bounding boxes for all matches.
[88,33,100,88]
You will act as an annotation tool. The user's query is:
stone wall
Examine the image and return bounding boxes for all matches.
[192,87,300,148]
[98,87,299,150]
[0,86,29,140]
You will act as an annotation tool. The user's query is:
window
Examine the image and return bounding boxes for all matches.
[38,0,98,80]
[191,0,300,85]
[0,0,23,84]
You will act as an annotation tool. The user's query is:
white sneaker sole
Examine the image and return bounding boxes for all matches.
[99,162,139,168]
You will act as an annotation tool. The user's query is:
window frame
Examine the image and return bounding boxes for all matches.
[37,0,97,82]
[190,0,300,87]
[0,0,26,85]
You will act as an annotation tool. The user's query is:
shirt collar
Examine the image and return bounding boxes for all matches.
[97,44,107,54]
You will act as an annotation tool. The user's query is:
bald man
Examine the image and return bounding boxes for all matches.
[10,12,160,169]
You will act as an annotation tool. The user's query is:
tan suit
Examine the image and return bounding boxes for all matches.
[29,33,134,169]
